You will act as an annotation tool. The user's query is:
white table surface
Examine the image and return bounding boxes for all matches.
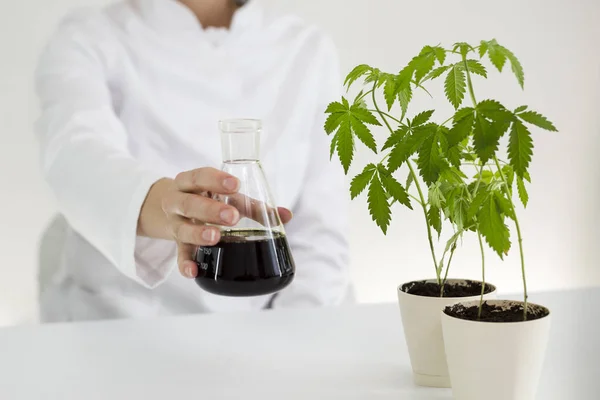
[0,289,598,399]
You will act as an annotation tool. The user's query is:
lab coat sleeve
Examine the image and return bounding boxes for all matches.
[35,16,174,288]
[272,35,353,308]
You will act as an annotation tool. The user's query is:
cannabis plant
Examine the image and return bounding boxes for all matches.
[324,40,556,318]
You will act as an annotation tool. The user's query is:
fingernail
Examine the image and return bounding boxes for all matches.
[220,208,237,224]
[223,177,239,191]
[185,266,195,279]
[202,228,216,242]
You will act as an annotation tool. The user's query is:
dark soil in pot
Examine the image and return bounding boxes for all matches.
[444,301,549,322]
[401,280,495,298]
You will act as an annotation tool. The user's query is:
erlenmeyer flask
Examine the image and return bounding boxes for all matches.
[194,119,295,297]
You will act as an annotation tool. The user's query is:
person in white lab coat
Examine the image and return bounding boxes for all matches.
[34,0,351,322]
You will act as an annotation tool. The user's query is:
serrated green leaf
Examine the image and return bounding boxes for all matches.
[464,59,487,78]
[427,205,442,237]
[398,86,412,120]
[351,106,381,126]
[335,120,354,174]
[417,130,446,184]
[475,170,494,184]
[368,174,391,234]
[363,68,381,85]
[344,64,372,89]
[324,112,345,135]
[508,119,533,177]
[350,116,377,153]
[412,46,438,84]
[494,190,515,220]
[384,75,397,111]
[462,151,477,162]
[423,65,451,82]
[326,99,383,167]
[411,110,435,127]
[350,164,376,199]
[446,186,470,230]
[381,170,412,209]
[479,41,489,58]
[329,133,338,160]
[477,99,513,122]
[518,111,557,131]
[387,133,423,172]
[472,100,513,163]
[447,146,462,167]
[352,91,369,109]
[514,105,528,113]
[428,182,446,209]
[382,126,408,151]
[434,46,447,65]
[454,107,476,122]
[478,194,511,258]
[473,116,501,163]
[444,229,464,255]
[444,65,466,109]
[467,188,488,221]
[516,176,529,207]
[485,39,507,72]
[453,42,472,57]
[388,124,437,172]
[501,46,524,88]
[438,127,449,152]
[325,101,346,114]
[501,164,515,190]
[396,64,415,87]
[448,108,475,146]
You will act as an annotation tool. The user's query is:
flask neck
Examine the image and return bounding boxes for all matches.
[220,119,261,162]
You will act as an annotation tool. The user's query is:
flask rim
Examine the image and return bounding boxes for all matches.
[219,119,262,134]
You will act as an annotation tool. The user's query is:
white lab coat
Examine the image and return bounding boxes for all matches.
[35,0,351,322]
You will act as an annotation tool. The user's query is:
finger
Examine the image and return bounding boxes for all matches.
[226,193,289,227]
[277,207,293,224]
[163,191,240,226]
[177,242,197,279]
[175,167,240,194]
[174,220,221,246]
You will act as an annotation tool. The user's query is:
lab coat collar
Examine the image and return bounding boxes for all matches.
[135,0,263,35]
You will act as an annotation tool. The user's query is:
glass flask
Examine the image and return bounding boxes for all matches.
[194,119,295,297]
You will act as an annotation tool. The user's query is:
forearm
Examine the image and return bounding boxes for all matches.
[137,177,175,240]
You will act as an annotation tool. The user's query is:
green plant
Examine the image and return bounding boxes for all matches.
[324,40,557,320]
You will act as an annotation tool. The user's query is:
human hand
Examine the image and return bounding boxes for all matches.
[157,168,292,279]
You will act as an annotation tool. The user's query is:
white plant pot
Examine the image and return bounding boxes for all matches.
[441,300,551,400]
[397,279,497,387]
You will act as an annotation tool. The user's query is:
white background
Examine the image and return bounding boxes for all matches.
[1,0,599,326]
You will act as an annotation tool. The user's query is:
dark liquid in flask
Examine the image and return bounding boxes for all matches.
[194,230,295,297]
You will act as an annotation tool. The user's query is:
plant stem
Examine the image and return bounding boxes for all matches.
[356,89,374,103]
[464,167,488,320]
[408,193,423,206]
[440,243,456,297]
[476,233,486,320]
[463,54,478,106]
[408,161,440,283]
[493,156,528,321]
[440,115,455,127]
[412,80,434,98]
[368,110,402,124]
[463,56,489,319]
[370,80,440,284]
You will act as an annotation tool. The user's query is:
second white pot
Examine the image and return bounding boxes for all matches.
[441,300,551,400]
[397,279,497,387]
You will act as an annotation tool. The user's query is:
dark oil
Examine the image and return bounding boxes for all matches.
[194,230,295,297]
